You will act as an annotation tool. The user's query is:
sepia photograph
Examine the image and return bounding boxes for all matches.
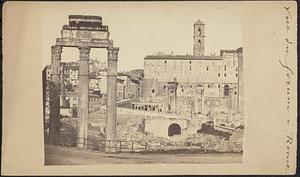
[2,1,297,175]
[42,10,244,165]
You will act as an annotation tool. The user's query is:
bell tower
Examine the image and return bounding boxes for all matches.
[193,19,205,56]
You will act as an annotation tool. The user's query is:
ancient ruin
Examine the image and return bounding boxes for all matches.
[49,15,119,148]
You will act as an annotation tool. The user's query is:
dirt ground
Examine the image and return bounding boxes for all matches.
[45,145,242,165]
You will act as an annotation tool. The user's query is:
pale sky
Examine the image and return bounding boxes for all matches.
[40,2,242,71]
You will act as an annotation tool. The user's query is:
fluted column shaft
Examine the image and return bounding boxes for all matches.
[106,47,119,143]
[49,45,62,145]
[77,46,90,148]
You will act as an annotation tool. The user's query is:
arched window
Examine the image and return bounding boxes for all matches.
[198,28,201,35]
[152,89,155,93]
[224,85,230,96]
[198,39,201,46]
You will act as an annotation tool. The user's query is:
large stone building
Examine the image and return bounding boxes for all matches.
[140,19,243,117]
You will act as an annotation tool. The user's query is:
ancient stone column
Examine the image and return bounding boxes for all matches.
[77,46,91,148]
[237,47,244,114]
[167,87,171,113]
[200,87,205,113]
[49,45,62,145]
[173,83,178,114]
[60,63,68,107]
[106,47,119,145]
[194,87,198,115]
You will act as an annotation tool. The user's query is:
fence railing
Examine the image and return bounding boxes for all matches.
[57,136,243,153]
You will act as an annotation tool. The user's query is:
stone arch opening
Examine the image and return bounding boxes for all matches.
[168,123,181,136]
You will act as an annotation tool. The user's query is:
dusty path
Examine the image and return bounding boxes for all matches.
[45,145,242,165]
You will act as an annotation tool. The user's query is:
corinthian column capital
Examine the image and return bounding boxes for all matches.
[51,45,63,58]
[107,47,119,61]
[51,45,63,75]
[78,46,91,60]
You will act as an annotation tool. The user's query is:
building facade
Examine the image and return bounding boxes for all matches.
[142,19,243,116]
[43,59,143,119]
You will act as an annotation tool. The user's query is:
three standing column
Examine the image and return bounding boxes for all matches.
[106,47,119,145]
[49,45,62,145]
[77,46,91,148]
